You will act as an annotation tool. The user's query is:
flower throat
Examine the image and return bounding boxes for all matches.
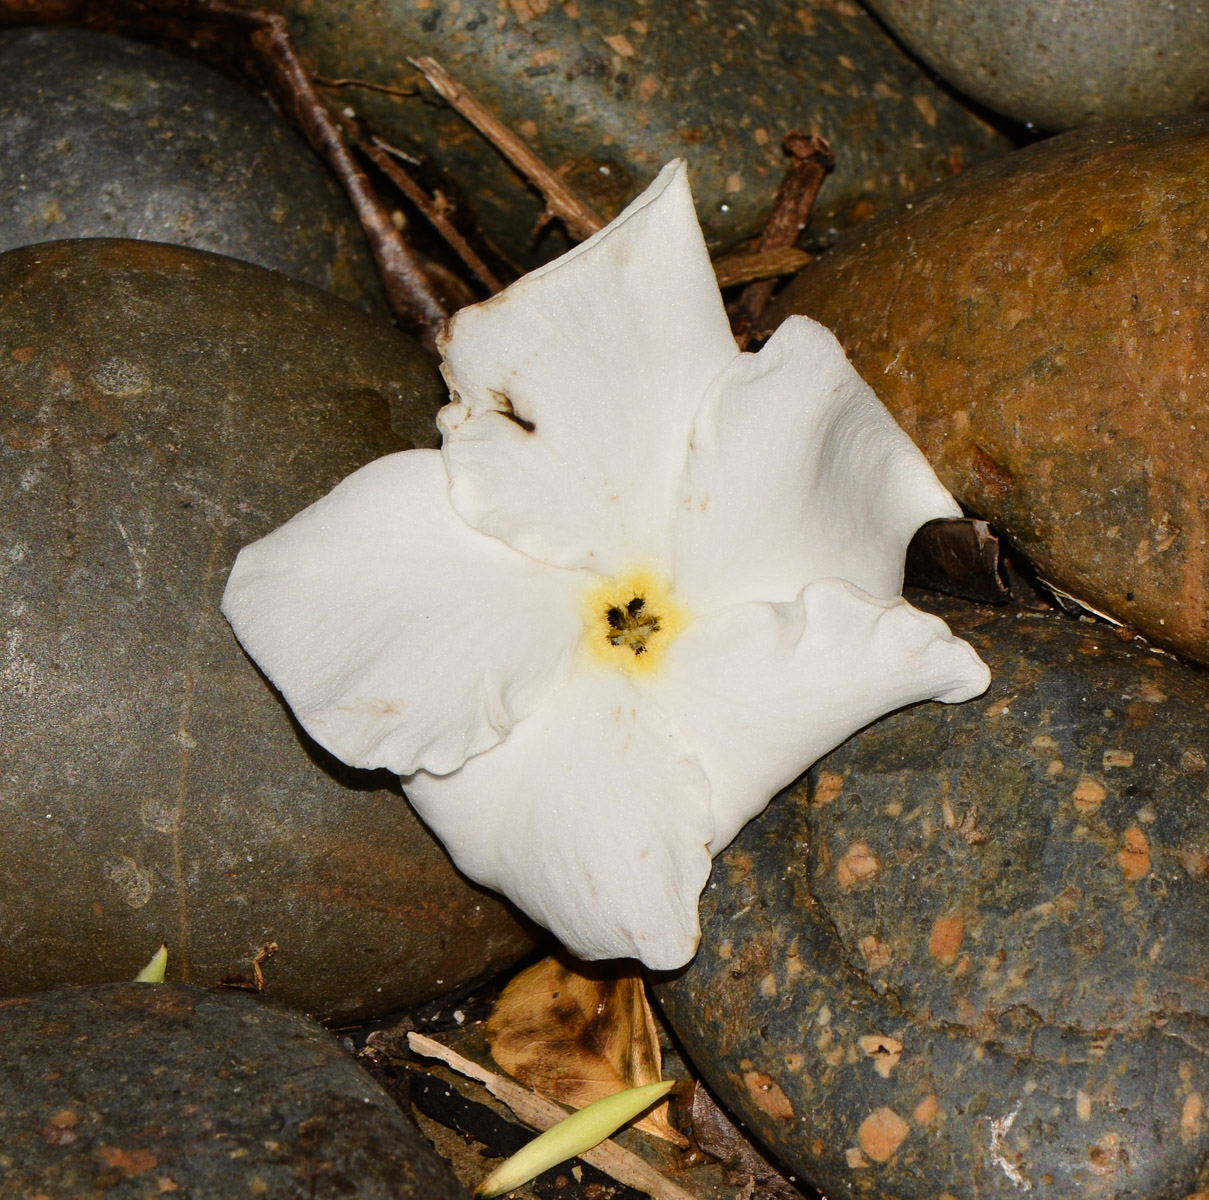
[606,595,660,655]
[581,569,687,676]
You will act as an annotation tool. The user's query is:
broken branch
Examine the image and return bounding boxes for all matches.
[409,55,607,242]
[731,131,834,346]
[407,1033,698,1200]
[241,10,448,342]
[713,246,813,290]
[366,136,509,294]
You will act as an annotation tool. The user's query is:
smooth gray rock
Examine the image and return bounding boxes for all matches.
[0,239,536,1022]
[0,25,388,314]
[865,0,1209,131]
[0,982,469,1199]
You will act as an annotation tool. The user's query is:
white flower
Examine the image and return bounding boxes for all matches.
[221,160,990,970]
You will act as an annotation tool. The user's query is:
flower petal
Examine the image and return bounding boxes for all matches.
[673,315,960,612]
[439,160,738,576]
[404,669,714,969]
[221,449,584,776]
[653,579,991,852]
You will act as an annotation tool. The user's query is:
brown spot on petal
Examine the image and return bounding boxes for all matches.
[858,1107,910,1162]
[488,390,536,433]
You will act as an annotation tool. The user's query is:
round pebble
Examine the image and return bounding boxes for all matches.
[0,238,536,1021]
[865,0,1209,131]
[0,981,468,1198]
[771,115,1209,668]
[658,594,1209,1200]
[0,25,387,314]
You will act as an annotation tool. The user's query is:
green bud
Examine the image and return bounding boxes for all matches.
[476,1079,675,1197]
[134,944,168,983]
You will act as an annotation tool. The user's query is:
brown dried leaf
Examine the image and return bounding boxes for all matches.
[486,955,688,1146]
[689,1083,804,1200]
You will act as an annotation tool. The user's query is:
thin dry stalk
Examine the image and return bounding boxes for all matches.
[237,8,448,342]
[409,55,607,242]
[13,0,453,343]
[731,131,833,346]
[407,1033,699,1200]
[365,136,508,294]
[713,246,813,290]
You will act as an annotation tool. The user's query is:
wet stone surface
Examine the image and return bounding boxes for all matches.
[0,239,536,1021]
[865,0,1209,132]
[0,26,387,315]
[240,0,1010,264]
[657,593,1209,1200]
[0,982,468,1199]
[772,116,1209,669]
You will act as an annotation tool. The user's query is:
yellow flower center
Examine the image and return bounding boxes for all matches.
[581,569,688,676]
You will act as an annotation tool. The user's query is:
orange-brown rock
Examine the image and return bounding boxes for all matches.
[772,116,1209,665]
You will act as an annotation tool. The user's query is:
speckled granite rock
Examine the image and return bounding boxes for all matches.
[864,0,1209,132]
[0,982,468,1198]
[0,26,387,314]
[658,594,1209,1200]
[0,239,536,1021]
[771,116,1209,668]
[235,0,1010,263]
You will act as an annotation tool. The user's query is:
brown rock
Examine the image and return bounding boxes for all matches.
[771,116,1209,665]
[0,239,536,1021]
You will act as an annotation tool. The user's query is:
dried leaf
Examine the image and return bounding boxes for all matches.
[904,517,1010,604]
[487,956,688,1147]
[688,1083,803,1200]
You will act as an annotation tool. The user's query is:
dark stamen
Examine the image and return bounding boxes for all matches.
[604,594,662,656]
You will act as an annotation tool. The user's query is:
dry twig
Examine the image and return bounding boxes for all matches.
[409,55,607,243]
[713,246,813,290]
[731,131,834,346]
[366,136,508,294]
[226,5,449,343]
[407,1033,698,1200]
[0,0,452,344]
